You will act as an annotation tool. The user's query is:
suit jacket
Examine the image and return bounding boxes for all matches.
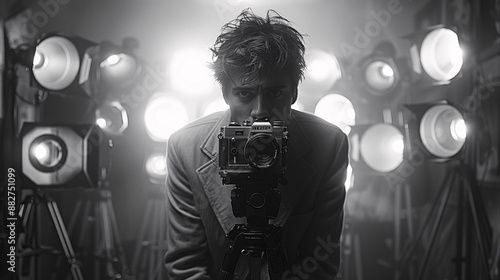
[164,109,348,279]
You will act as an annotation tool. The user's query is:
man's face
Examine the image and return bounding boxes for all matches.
[222,71,298,124]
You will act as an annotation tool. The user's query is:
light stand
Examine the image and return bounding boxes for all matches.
[131,187,168,280]
[399,162,493,280]
[17,189,84,280]
[66,188,134,280]
[340,216,364,280]
[392,182,415,280]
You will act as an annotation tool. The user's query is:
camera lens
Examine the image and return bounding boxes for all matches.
[244,134,279,169]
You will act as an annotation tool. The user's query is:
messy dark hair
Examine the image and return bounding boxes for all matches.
[210,9,306,89]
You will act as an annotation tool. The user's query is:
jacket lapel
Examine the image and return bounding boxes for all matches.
[273,114,315,226]
[196,111,244,233]
[196,111,315,232]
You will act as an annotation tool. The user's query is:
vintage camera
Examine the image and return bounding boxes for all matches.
[218,120,288,185]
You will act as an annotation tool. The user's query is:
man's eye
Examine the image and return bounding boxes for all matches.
[237,91,252,99]
[269,90,283,98]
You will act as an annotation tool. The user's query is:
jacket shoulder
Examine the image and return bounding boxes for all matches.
[292,110,346,137]
[169,111,225,142]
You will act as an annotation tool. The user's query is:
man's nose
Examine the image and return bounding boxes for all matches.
[250,94,270,121]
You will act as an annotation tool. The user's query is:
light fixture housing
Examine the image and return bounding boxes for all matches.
[95,101,129,136]
[349,123,405,174]
[404,101,467,160]
[96,41,142,88]
[170,48,216,95]
[314,92,356,135]
[31,34,96,92]
[353,41,403,101]
[144,149,168,185]
[361,57,400,98]
[21,123,106,188]
[144,93,190,142]
[299,49,343,94]
[408,26,464,84]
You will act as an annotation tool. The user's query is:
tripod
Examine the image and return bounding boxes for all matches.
[218,179,288,280]
[399,163,493,280]
[131,188,168,280]
[17,189,84,280]
[66,188,134,280]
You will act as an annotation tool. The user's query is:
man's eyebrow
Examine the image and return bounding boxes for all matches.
[232,86,256,91]
[263,85,287,90]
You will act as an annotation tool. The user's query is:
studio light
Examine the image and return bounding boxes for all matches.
[144,93,190,141]
[96,41,142,88]
[314,93,356,134]
[356,41,401,99]
[364,60,397,94]
[95,101,129,136]
[299,49,342,94]
[409,27,463,83]
[21,123,105,188]
[170,49,215,95]
[100,53,140,85]
[32,34,96,91]
[144,151,167,185]
[405,102,466,159]
[349,123,405,173]
[30,136,66,172]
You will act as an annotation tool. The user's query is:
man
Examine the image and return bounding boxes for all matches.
[164,9,348,279]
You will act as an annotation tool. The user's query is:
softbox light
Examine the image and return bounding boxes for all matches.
[21,123,105,188]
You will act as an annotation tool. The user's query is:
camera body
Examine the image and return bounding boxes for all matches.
[218,120,288,185]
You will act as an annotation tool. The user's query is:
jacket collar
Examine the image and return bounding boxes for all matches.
[196,110,315,232]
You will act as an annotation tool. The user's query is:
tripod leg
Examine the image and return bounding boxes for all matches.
[399,170,454,273]
[157,198,168,279]
[148,201,160,279]
[492,243,500,279]
[46,198,84,280]
[250,252,263,280]
[218,226,245,280]
[99,198,117,278]
[266,246,287,280]
[132,199,154,275]
[353,233,363,280]
[265,226,287,280]
[104,192,133,277]
[415,171,457,280]
[97,190,133,279]
[394,183,402,280]
[464,172,493,280]
[18,197,36,277]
